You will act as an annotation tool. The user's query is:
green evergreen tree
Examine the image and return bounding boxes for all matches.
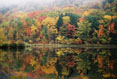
[56,14,63,30]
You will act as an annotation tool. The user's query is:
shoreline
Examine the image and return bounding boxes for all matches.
[0,43,117,48]
[25,44,117,48]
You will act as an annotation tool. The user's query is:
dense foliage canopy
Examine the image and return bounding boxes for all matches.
[0,0,117,45]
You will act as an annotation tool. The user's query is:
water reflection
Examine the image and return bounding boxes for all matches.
[0,48,117,79]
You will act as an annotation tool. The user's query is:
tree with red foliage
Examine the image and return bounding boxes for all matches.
[40,33,43,39]
[26,55,31,64]
[66,24,75,38]
[38,16,46,23]
[108,60,114,70]
[27,11,40,18]
[27,27,31,36]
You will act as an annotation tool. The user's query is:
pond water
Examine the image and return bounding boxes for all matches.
[0,47,117,79]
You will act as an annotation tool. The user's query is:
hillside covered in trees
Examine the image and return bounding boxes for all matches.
[0,0,117,45]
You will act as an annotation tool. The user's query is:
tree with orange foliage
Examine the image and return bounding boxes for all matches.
[98,25,105,38]
[110,23,115,33]
[97,55,104,68]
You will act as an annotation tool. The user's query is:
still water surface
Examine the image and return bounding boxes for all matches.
[0,47,117,79]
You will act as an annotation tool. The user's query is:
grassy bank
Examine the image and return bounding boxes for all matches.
[0,43,117,49]
[25,43,117,48]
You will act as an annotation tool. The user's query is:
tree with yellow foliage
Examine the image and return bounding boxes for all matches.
[77,20,91,44]
[42,17,57,43]
[104,15,112,21]
[62,16,70,24]
[0,28,7,44]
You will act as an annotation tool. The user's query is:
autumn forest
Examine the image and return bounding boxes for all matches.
[0,0,117,46]
[0,0,117,79]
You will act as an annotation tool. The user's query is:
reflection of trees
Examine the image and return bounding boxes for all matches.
[76,53,91,75]
[55,48,116,79]
[0,48,116,79]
